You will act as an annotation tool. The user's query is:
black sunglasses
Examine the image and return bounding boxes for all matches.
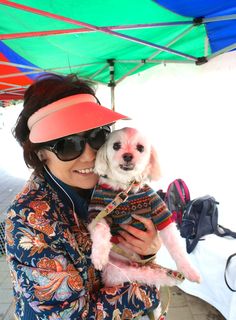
[43,126,111,161]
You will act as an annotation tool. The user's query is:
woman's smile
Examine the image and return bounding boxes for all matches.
[75,167,94,174]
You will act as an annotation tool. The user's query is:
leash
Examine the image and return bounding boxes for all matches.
[90,180,183,320]
[159,286,171,320]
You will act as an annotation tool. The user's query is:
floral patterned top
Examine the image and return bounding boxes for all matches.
[5,169,160,319]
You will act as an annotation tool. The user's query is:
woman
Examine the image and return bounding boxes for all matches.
[5,74,161,319]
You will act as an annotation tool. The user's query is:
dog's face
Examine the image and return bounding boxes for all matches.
[95,127,160,185]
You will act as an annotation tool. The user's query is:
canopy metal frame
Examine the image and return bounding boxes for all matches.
[0,0,235,106]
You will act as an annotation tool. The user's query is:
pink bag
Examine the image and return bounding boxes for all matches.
[164,179,190,227]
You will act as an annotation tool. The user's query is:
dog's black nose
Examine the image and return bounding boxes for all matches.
[123,153,133,162]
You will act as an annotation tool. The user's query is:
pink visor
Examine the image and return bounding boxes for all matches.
[28,94,129,143]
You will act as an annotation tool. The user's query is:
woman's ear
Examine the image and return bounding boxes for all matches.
[94,142,109,176]
[147,146,161,181]
[37,150,47,162]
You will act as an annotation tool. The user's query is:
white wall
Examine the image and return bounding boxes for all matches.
[98,51,236,228]
[2,53,236,228]
[0,103,30,179]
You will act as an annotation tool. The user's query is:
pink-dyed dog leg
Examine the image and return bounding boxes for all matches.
[102,260,184,288]
[160,223,201,283]
[88,218,113,270]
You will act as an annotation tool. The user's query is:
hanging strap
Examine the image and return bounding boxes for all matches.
[215,224,236,238]
[175,179,190,204]
[147,286,171,320]
[159,286,171,320]
[224,253,236,292]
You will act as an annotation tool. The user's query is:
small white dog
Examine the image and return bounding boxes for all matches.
[88,127,200,291]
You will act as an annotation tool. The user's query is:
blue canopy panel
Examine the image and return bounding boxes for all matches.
[0,41,42,79]
[154,0,236,53]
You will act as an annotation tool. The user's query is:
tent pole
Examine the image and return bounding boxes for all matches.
[208,42,236,60]
[110,85,115,112]
[107,59,115,112]
[204,14,236,23]
[0,21,193,40]
[116,25,194,85]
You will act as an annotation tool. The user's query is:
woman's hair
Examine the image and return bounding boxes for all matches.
[13,73,97,175]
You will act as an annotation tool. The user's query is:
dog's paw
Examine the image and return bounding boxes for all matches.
[184,271,201,283]
[178,265,201,283]
[90,251,109,270]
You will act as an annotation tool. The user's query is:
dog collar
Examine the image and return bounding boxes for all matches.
[100,175,140,190]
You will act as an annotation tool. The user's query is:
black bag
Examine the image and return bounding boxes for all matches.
[180,195,236,253]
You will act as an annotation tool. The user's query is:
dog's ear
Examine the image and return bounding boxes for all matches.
[147,146,161,181]
[95,142,109,176]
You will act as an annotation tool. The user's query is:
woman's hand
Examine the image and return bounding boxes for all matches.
[117,214,162,256]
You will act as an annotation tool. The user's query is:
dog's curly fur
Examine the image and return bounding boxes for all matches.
[88,127,200,300]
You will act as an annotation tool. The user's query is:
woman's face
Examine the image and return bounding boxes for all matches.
[42,143,99,189]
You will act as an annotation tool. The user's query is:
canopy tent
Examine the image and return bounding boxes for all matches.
[0,0,236,104]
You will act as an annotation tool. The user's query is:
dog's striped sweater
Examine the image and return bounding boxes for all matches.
[88,183,173,239]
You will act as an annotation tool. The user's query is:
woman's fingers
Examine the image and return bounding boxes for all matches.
[117,234,148,256]
[118,230,143,248]
[118,215,162,255]
[119,214,155,239]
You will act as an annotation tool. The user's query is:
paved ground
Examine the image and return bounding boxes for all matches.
[0,169,27,218]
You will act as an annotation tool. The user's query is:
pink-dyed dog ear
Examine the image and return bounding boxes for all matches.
[147,146,161,181]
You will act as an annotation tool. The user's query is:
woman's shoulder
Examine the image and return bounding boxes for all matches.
[6,174,63,242]
[7,173,58,221]
[10,174,46,203]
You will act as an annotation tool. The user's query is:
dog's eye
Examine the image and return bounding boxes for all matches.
[136,144,144,153]
[113,142,121,150]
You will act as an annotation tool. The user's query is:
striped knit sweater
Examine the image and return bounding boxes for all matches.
[88,183,173,238]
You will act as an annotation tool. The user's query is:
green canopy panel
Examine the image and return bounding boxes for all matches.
[0,0,235,101]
